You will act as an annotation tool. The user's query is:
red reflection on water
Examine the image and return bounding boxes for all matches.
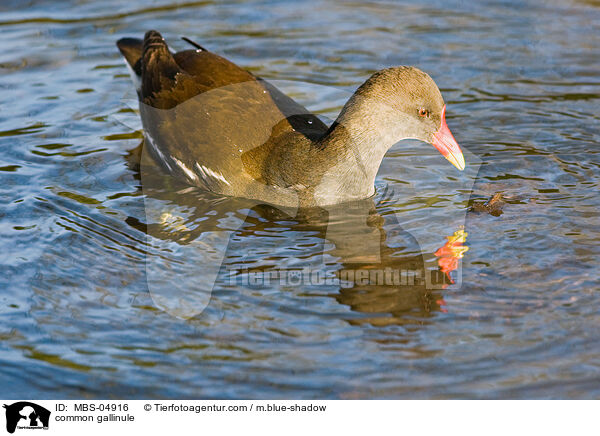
[434,229,469,285]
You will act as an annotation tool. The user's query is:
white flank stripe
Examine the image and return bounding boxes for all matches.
[172,157,198,182]
[145,134,172,171]
[194,163,231,186]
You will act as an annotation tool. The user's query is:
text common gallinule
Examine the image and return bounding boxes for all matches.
[117,30,465,207]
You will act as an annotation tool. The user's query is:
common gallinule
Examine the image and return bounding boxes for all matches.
[117,30,465,207]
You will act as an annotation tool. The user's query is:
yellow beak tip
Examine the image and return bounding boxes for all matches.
[447,153,466,171]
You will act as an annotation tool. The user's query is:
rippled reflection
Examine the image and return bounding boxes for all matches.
[127,141,463,324]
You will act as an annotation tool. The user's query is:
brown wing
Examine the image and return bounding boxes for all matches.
[118,31,328,199]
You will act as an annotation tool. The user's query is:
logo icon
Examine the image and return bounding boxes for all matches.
[3,402,50,434]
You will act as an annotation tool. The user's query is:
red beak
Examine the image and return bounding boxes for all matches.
[431,105,465,171]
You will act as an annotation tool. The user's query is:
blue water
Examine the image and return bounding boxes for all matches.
[1,0,599,399]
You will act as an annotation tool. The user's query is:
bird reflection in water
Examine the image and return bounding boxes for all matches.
[125,142,469,325]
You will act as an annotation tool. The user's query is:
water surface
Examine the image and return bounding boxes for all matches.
[1,0,599,398]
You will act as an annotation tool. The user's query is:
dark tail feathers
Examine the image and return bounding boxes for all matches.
[139,30,181,98]
[117,30,183,100]
[116,37,143,75]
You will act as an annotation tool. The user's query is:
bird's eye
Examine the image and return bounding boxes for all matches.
[418,108,429,118]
